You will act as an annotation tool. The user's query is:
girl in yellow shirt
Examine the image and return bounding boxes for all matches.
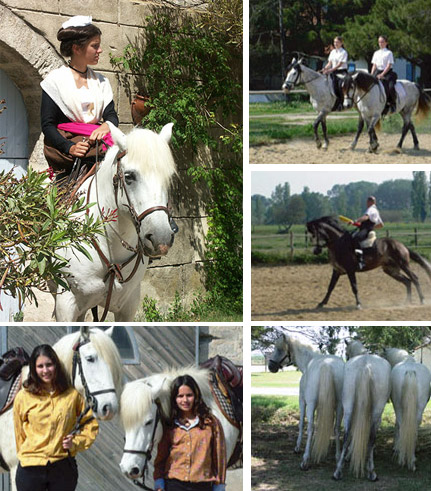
[13,344,98,491]
[154,375,226,491]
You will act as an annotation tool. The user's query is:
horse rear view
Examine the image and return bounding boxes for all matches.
[333,340,391,481]
[383,347,431,471]
[268,334,344,470]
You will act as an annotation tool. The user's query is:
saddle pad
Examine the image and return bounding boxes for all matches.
[395,81,407,101]
[360,231,376,249]
[0,372,22,416]
[209,370,239,429]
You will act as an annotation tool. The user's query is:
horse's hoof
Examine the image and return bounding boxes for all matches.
[316,141,322,149]
[316,303,325,310]
[294,447,300,454]
[368,473,378,482]
[356,303,362,310]
[332,471,342,481]
[414,145,420,151]
[300,462,309,471]
[350,144,356,151]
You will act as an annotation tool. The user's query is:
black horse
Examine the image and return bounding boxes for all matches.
[307,216,431,309]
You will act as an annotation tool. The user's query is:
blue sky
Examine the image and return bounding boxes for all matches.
[251,170,416,198]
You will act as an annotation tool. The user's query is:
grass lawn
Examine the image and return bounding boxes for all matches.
[251,370,301,388]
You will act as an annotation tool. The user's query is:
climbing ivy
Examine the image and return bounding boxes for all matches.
[111,5,242,311]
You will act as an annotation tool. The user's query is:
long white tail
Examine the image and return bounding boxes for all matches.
[350,365,372,477]
[396,371,418,470]
[312,363,335,463]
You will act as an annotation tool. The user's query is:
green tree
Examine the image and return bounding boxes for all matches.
[301,186,331,221]
[252,194,270,230]
[411,171,428,222]
[270,182,290,229]
[355,326,431,352]
[286,194,306,227]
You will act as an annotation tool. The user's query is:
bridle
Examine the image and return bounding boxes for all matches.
[123,400,162,490]
[342,74,381,105]
[71,335,117,413]
[283,62,323,90]
[87,148,175,322]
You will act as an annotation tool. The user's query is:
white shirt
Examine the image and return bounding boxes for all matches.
[371,48,394,71]
[328,48,348,70]
[365,205,383,226]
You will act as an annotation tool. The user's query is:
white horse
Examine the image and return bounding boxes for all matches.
[119,366,241,488]
[0,326,123,490]
[383,347,431,471]
[268,333,344,470]
[282,57,346,150]
[342,71,431,152]
[51,122,177,322]
[333,340,391,481]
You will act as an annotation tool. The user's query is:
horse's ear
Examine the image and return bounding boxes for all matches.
[291,57,297,64]
[106,121,127,151]
[159,123,174,143]
[345,339,351,346]
[149,376,169,399]
[298,57,304,64]
[105,326,115,338]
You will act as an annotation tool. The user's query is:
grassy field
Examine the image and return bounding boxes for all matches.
[250,101,431,146]
[252,394,431,490]
[251,222,431,263]
[251,370,301,388]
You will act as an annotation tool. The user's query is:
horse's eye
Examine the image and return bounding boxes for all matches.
[145,419,153,426]
[85,355,95,363]
[124,171,136,185]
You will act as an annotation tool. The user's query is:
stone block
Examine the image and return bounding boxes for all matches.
[6,0,59,13]
[118,0,152,27]
[203,326,243,364]
[171,168,209,217]
[59,0,118,24]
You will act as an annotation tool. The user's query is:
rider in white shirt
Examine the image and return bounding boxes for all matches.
[351,196,384,269]
[371,35,397,114]
[322,36,348,111]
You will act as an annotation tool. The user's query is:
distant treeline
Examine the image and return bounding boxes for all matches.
[252,173,431,231]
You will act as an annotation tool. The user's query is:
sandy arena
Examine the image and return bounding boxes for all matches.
[250,133,431,164]
[251,263,431,321]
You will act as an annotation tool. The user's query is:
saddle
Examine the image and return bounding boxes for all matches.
[359,231,377,249]
[200,355,243,467]
[0,347,29,415]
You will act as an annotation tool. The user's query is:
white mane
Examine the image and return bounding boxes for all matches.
[115,127,177,188]
[53,328,123,396]
[121,366,211,430]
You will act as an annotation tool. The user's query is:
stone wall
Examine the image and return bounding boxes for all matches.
[0,0,215,315]
[199,326,243,365]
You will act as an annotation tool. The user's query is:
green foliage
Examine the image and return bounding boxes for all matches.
[138,291,242,322]
[111,7,242,312]
[355,326,431,352]
[0,168,110,305]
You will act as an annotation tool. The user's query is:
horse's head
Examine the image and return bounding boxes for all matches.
[54,327,122,420]
[342,73,355,109]
[345,339,367,360]
[120,376,169,480]
[382,347,411,367]
[282,58,304,93]
[107,122,177,259]
[268,334,292,372]
[307,216,344,250]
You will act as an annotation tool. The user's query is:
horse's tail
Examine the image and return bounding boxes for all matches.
[311,363,335,463]
[408,248,431,280]
[350,365,373,477]
[415,84,431,122]
[396,370,418,470]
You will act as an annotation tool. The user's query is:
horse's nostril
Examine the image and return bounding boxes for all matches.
[131,467,140,477]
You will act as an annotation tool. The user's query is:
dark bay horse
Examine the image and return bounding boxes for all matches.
[306,216,431,309]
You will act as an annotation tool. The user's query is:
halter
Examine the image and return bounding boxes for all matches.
[87,149,174,322]
[123,401,161,490]
[71,335,117,413]
[270,351,291,371]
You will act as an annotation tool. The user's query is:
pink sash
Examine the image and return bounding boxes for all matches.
[57,122,114,151]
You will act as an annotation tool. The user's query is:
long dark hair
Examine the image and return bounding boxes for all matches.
[169,375,213,429]
[24,345,71,395]
[57,24,102,57]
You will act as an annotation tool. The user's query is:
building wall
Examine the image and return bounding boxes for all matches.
[0,1,214,313]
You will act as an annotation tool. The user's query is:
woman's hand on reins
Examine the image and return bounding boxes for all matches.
[62,434,74,449]
[69,140,90,158]
[89,122,110,144]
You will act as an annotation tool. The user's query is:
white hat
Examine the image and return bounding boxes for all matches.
[62,16,92,30]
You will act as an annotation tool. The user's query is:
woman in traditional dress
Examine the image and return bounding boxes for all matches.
[41,15,119,178]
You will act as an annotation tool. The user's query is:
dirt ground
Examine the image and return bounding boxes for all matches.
[252,417,431,490]
[251,263,431,321]
[249,133,431,164]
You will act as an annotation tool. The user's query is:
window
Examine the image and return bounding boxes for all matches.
[67,326,140,364]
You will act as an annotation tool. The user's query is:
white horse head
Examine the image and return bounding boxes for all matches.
[268,334,292,372]
[105,122,176,258]
[53,326,123,420]
[383,347,413,367]
[119,366,238,487]
[282,58,303,93]
[345,339,368,359]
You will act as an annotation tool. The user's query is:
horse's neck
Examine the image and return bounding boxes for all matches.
[300,66,329,96]
[387,349,414,366]
[322,223,343,242]
[290,340,318,372]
